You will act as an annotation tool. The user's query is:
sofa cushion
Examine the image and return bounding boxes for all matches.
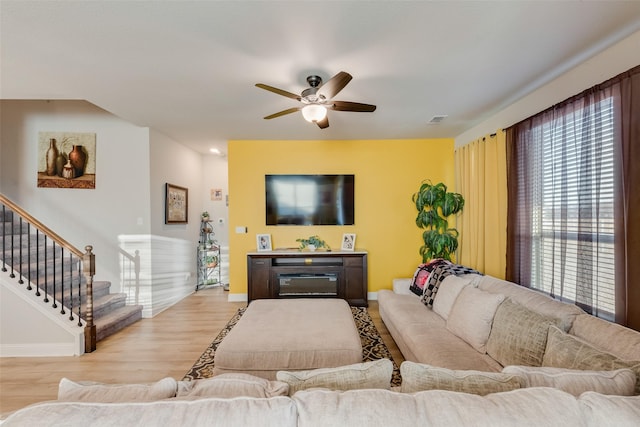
[477,275,584,331]
[432,275,471,320]
[57,377,177,402]
[293,387,584,427]
[176,374,289,398]
[542,325,640,394]
[570,314,640,362]
[579,392,640,427]
[486,298,558,367]
[447,286,506,353]
[420,262,482,307]
[276,359,393,395]
[502,366,636,396]
[5,396,298,427]
[400,361,525,395]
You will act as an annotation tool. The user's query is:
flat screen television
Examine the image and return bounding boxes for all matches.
[266,174,355,225]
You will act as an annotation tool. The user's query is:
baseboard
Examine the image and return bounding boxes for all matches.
[368,291,378,301]
[227,293,248,302]
[0,343,81,357]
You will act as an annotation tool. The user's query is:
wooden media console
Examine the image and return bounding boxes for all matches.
[247,250,368,307]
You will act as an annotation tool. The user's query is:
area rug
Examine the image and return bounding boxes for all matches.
[183,306,402,387]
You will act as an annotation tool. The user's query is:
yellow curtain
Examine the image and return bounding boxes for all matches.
[454,131,507,279]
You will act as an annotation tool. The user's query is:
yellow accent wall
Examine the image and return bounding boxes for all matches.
[228,138,454,296]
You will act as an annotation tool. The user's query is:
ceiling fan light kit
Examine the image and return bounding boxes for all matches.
[301,104,327,123]
[256,71,376,129]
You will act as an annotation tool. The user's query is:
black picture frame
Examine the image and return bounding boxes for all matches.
[165,183,188,224]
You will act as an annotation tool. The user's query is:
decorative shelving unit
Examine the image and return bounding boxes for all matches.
[196,217,222,290]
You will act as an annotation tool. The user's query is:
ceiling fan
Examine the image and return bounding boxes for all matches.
[255,71,376,129]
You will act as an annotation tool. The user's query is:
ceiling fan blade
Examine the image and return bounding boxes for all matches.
[317,71,352,99]
[316,116,329,129]
[264,107,301,120]
[255,83,301,101]
[331,101,377,112]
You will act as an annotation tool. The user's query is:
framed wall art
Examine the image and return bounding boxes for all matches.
[256,234,272,251]
[165,183,188,224]
[341,233,356,251]
[37,131,97,189]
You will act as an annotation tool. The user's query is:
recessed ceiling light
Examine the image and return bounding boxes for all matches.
[209,148,221,154]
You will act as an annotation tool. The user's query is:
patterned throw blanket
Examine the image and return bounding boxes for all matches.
[420,261,483,307]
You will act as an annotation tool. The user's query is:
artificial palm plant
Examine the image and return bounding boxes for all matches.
[412,180,465,262]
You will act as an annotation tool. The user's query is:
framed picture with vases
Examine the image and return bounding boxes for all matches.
[165,183,188,224]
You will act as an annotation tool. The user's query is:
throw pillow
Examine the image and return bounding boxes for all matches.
[502,365,636,396]
[176,373,289,398]
[276,358,393,395]
[399,361,525,395]
[420,263,483,307]
[486,298,558,367]
[57,377,177,402]
[446,286,506,354]
[409,259,447,297]
[432,275,471,320]
[542,325,640,394]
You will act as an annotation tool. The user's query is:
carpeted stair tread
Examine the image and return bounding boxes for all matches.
[90,292,128,319]
[95,304,143,342]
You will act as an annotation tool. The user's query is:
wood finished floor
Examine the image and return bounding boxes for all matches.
[0,287,404,418]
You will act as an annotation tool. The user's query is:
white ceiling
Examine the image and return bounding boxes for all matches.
[2,1,640,154]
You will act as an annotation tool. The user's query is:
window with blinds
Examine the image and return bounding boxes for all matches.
[529,97,615,320]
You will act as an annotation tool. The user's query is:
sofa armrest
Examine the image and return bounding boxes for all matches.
[393,278,413,295]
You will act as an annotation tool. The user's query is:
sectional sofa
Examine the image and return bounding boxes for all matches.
[3,364,640,426]
[378,273,640,390]
[4,272,640,426]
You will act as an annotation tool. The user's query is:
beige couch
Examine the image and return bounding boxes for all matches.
[378,274,640,386]
[4,369,640,426]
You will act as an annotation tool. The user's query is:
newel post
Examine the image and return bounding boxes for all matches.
[83,245,97,353]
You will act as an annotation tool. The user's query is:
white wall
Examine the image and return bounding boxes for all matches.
[0,100,151,291]
[455,30,640,146]
[1,272,84,356]
[143,129,205,314]
[201,153,229,248]
[0,101,207,328]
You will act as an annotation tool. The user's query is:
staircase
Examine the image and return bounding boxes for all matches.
[85,280,142,342]
[1,198,143,349]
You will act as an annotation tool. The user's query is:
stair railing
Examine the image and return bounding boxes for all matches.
[0,194,96,353]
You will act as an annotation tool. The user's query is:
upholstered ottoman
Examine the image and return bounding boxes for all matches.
[213,298,362,380]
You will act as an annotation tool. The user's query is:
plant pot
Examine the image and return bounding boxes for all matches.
[307,244,316,251]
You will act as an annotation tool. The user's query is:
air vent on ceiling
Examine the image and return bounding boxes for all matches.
[428,115,448,124]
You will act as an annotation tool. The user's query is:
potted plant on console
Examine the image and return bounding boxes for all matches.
[296,235,331,252]
[412,180,464,262]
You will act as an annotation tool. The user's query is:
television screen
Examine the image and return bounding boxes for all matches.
[266,174,355,225]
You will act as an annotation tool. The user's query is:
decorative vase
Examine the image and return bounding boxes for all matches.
[62,159,75,179]
[68,145,86,178]
[55,152,67,177]
[45,138,58,176]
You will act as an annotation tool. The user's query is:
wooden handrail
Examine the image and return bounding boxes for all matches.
[1,193,96,353]
[0,194,83,258]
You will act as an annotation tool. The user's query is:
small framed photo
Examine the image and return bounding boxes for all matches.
[341,233,356,251]
[211,188,223,201]
[165,183,188,224]
[256,234,272,251]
